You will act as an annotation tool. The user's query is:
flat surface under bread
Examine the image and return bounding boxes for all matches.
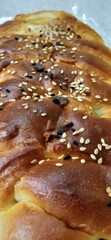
[0,10,111,240]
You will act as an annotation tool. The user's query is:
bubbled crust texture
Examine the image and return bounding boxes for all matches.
[0,10,111,240]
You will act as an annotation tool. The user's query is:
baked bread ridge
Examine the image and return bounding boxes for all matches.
[0,10,111,240]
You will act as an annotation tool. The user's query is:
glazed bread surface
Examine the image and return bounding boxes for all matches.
[0,10,111,240]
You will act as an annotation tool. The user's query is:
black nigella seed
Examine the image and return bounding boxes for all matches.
[107,201,111,207]
[64,155,71,160]
[6,89,10,93]
[71,127,75,132]
[98,239,107,240]
[27,74,33,79]
[77,34,81,39]
[57,129,63,136]
[32,42,36,45]
[55,42,62,46]
[57,122,74,136]
[70,86,75,90]
[60,83,68,90]
[73,140,78,146]
[49,72,54,79]
[53,97,60,105]
[15,36,19,41]
[53,96,69,107]
[40,34,43,38]
[54,134,61,139]
[36,63,44,72]
[31,62,36,66]
[50,93,55,97]
[20,88,25,92]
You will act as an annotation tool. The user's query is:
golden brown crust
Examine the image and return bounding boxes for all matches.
[0,201,92,240]
[0,10,111,240]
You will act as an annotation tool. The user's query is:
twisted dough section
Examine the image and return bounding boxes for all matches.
[0,11,111,239]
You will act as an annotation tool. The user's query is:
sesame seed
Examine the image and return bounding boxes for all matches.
[72,156,79,160]
[54,64,58,67]
[55,163,63,167]
[31,159,38,164]
[95,95,101,99]
[73,130,80,136]
[72,47,77,51]
[24,105,29,109]
[105,145,111,150]
[67,142,71,149]
[22,103,27,107]
[58,154,64,160]
[38,160,45,165]
[97,157,103,164]
[61,69,64,74]
[34,97,39,101]
[73,107,78,111]
[24,73,28,77]
[80,159,86,164]
[77,98,83,102]
[31,60,35,64]
[91,77,97,82]
[97,143,102,151]
[22,82,28,86]
[103,98,108,102]
[11,70,16,75]
[32,71,36,75]
[52,81,57,86]
[80,147,86,152]
[82,115,88,120]
[18,47,22,51]
[90,154,96,160]
[24,96,31,100]
[0,53,4,56]
[79,71,83,75]
[18,83,23,87]
[33,93,38,97]
[1,94,7,98]
[31,86,36,90]
[94,148,99,155]
[33,109,37,113]
[79,127,85,133]
[101,138,105,144]
[108,192,111,197]
[85,139,90,145]
[0,102,3,106]
[62,132,67,138]
[58,91,62,96]
[41,113,47,117]
[80,137,85,144]
[40,95,44,99]
[71,71,76,75]
[28,88,33,92]
[22,92,27,96]
[106,187,111,194]
[60,138,66,143]
[9,99,16,102]
[47,87,52,92]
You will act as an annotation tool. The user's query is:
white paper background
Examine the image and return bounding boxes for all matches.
[0,0,111,47]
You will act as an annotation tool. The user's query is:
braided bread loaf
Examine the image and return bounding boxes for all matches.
[0,10,111,240]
